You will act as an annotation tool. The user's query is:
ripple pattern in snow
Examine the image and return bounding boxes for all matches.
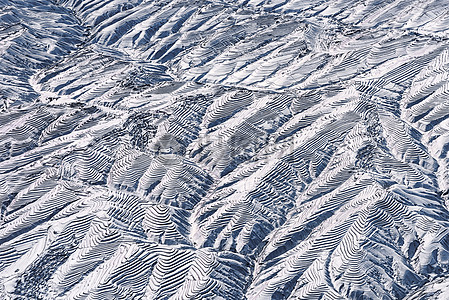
[1,0,449,299]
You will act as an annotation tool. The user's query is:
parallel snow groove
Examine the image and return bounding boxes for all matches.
[34,47,172,107]
[0,0,85,108]
[248,184,449,299]
[400,44,449,193]
[1,0,449,299]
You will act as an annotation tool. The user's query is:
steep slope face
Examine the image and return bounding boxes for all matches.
[0,0,85,108]
[1,0,449,299]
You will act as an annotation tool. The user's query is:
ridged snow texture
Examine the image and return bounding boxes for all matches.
[1,0,449,299]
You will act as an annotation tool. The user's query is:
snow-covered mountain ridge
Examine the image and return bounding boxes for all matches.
[1,0,449,299]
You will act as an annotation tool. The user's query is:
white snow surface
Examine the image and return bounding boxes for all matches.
[1,0,449,299]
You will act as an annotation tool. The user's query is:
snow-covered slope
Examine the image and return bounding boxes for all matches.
[1,0,449,299]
